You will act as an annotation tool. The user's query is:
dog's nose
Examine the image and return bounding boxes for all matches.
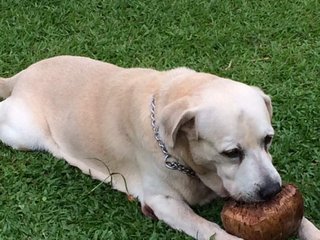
[259,181,281,201]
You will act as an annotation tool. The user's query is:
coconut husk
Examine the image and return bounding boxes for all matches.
[221,184,304,240]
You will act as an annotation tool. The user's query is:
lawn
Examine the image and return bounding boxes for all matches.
[0,0,319,239]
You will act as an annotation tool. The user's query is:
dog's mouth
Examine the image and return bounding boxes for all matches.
[227,191,265,203]
[221,193,259,204]
[234,197,265,204]
[213,184,230,199]
[225,180,282,203]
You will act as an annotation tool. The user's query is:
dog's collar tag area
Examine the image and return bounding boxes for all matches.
[150,96,196,177]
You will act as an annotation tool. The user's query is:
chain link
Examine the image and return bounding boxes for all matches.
[150,96,196,177]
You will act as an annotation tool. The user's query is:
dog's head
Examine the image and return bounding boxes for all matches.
[159,75,281,202]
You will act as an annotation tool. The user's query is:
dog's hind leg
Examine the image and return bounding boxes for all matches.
[0,97,45,151]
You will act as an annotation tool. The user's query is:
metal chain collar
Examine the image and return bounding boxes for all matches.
[150,96,196,177]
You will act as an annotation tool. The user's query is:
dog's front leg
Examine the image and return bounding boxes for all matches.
[298,217,320,240]
[145,195,242,240]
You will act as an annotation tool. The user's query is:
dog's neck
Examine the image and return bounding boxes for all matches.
[150,96,196,177]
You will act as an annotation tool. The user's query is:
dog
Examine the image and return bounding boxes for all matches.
[0,56,319,240]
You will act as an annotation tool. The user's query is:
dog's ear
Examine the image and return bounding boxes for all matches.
[252,86,273,119]
[159,98,198,148]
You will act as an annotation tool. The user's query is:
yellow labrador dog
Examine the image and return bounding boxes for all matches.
[0,56,319,240]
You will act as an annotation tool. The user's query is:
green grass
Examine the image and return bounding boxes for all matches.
[0,0,319,239]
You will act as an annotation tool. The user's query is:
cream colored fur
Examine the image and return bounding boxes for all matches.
[0,56,319,240]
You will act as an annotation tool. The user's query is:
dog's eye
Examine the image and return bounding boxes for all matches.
[222,148,243,160]
[264,135,273,149]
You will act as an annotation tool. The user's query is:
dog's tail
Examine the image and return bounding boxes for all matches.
[0,76,16,99]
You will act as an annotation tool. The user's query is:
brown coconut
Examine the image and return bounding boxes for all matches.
[221,184,304,240]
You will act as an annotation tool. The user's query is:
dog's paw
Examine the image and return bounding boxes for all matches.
[298,218,320,240]
[211,232,243,240]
